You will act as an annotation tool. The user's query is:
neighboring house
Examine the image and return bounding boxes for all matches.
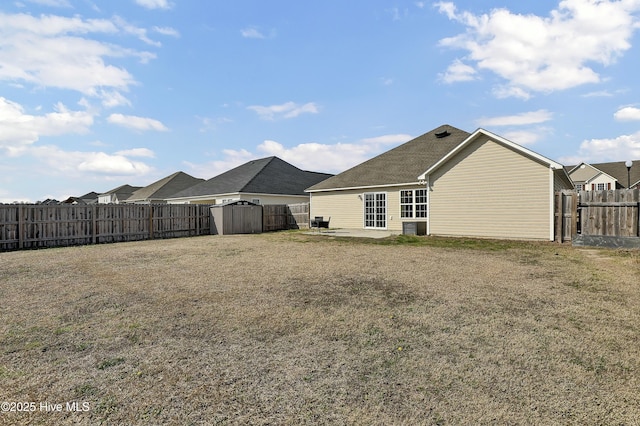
[166,156,333,205]
[306,124,573,241]
[98,185,142,204]
[567,161,640,190]
[125,171,204,204]
[62,191,100,205]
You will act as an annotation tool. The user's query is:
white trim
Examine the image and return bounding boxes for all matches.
[306,182,422,193]
[426,180,431,236]
[418,128,565,181]
[549,167,555,241]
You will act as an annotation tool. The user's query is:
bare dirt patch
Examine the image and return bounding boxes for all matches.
[1,232,639,424]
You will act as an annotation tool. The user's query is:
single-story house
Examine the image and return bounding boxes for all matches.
[125,171,204,204]
[306,124,573,241]
[567,161,640,191]
[98,184,142,204]
[166,156,333,205]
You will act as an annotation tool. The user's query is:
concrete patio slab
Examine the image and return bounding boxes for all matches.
[304,229,398,239]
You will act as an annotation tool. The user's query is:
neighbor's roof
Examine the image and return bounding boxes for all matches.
[306,124,470,192]
[126,171,204,202]
[566,160,640,187]
[168,156,333,199]
[99,184,141,197]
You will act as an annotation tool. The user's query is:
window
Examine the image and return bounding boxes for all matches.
[597,183,606,190]
[575,184,583,191]
[400,189,428,218]
[400,190,414,218]
[251,198,261,204]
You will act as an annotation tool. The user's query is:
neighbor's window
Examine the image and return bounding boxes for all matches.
[575,184,583,191]
[597,183,606,190]
[400,189,428,218]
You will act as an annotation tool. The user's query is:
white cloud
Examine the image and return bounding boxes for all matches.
[436,1,640,97]
[0,12,158,102]
[477,109,553,127]
[25,0,72,7]
[115,148,155,158]
[501,130,544,146]
[107,113,169,132]
[185,133,413,177]
[247,102,320,120]
[241,27,265,39]
[153,26,180,37]
[0,97,93,155]
[30,145,152,176]
[614,106,640,121]
[562,131,640,164]
[135,0,173,10]
[439,58,477,83]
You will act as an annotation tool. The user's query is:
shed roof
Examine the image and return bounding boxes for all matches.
[126,171,204,202]
[306,124,470,192]
[168,156,333,199]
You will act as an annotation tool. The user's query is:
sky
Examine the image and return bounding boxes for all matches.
[2,0,640,202]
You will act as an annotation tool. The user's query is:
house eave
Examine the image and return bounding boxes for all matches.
[306,182,424,193]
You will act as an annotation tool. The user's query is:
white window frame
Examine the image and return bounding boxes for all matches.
[399,189,428,219]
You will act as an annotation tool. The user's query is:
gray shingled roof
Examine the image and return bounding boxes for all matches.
[306,124,470,191]
[99,184,142,198]
[126,171,204,202]
[168,156,333,199]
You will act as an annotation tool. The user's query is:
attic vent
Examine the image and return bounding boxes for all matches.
[435,130,450,138]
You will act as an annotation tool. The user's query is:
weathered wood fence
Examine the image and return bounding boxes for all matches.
[263,203,310,231]
[0,204,211,251]
[555,189,640,247]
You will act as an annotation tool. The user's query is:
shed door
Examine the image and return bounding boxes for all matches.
[364,192,386,229]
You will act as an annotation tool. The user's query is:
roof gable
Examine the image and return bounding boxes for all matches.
[306,125,470,192]
[168,156,333,199]
[126,171,204,202]
[418,128,565,180]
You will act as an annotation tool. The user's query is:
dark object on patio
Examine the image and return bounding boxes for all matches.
[311,216,331,229]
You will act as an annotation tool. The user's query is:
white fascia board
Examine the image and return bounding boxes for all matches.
[417,128,565,181]
[306,182,423,193]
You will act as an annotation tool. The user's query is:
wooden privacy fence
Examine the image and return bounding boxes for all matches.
[263,203,310,232]
[555,189,640,247]
[0,204,211,251]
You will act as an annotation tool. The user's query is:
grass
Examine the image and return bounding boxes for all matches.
[1,232,639,424]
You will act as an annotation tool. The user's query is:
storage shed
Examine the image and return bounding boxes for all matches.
[210,201,262,235]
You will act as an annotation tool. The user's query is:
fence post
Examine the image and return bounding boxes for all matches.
[18,205,24,249]
[570,191,578,240]
[149,205,154,240]
[554,191,562,243]
[91,204,97,244]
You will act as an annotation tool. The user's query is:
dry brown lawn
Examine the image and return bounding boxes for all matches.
[1,232,639,425]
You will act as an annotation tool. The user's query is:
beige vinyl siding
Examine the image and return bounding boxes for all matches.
[310,186,421,231]
[569,164,600,181]
[429,137,552,240]
[310,190,364,229]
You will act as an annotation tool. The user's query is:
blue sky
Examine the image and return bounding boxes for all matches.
[2,0,640,202]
